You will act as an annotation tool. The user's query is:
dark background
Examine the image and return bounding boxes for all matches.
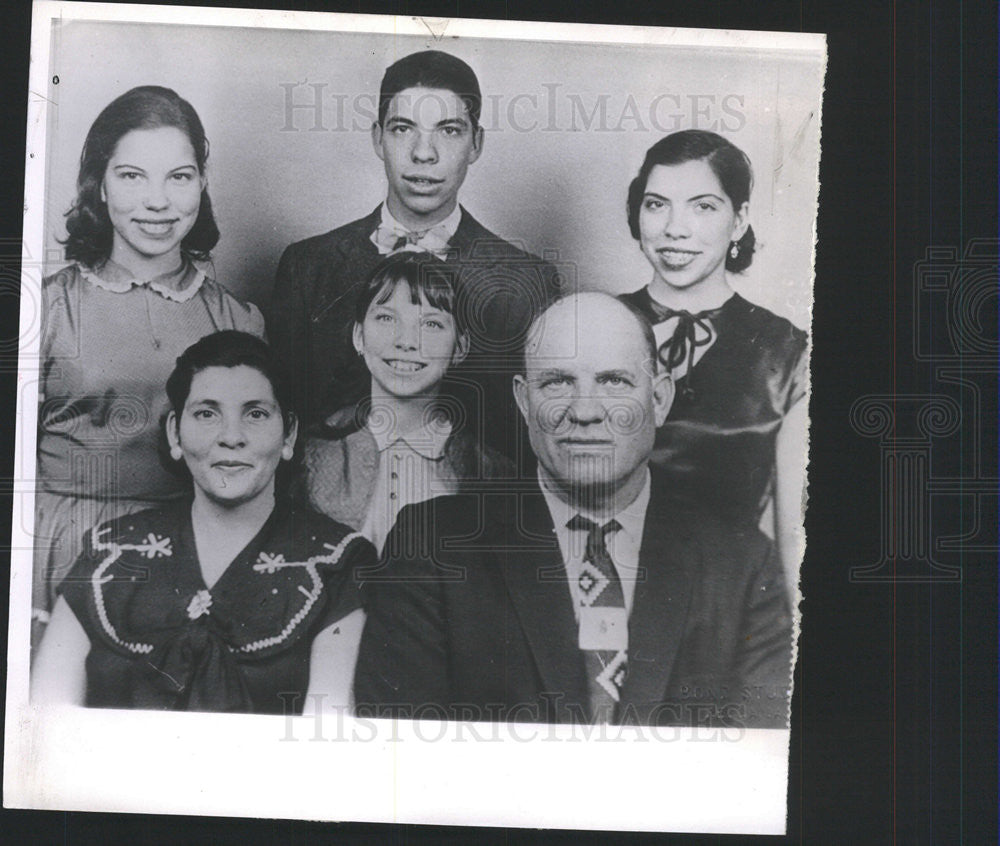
[2,1,996,844]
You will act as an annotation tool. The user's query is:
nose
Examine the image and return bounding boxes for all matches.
[662,206,690,238]
[143,179,170,211]
[410,130,438,164]
[566,392,608,427]
[217,414,247,448]
[394,320,419,351]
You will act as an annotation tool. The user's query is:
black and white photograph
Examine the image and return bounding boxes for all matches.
[6,0,991,840]
[5,4,824,832]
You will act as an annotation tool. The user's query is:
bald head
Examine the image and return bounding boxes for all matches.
[513,292,673,512]
[521,292,658,378]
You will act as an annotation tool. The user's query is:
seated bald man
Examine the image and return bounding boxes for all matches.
[354,292,792,727]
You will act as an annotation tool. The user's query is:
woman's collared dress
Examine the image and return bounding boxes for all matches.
[619,289,808,527]
[34,259,265,629]
[59,499,373,713]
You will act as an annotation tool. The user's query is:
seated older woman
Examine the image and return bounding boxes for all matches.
[31,331,374,713]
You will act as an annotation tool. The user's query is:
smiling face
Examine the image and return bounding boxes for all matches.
[638,159,749,293]
[167,365,296,510]
[102,125,204,275]
[372,86,483,230]
[354,280,467,402]
[514,295,672,511]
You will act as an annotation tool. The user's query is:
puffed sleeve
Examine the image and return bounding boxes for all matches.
[238,300,267,340]
[314,531,374,633]
[784,335,809,413]
[56,521,112,638]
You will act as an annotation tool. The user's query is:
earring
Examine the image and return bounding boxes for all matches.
[729,241,740,260]
[356,348,364,357]
[169,446,183,461]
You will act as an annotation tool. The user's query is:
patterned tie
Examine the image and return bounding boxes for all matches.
[567,514,627,722]
[371,222,452,257]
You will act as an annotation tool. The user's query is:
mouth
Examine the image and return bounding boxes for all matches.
[655,247,700,269]
[212,461,252,471]
[383,359,427,373]
[134,218,179,237]
[403,175,444,190]
[558,438,614,448]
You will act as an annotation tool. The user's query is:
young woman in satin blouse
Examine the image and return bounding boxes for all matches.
[619,130,808,591]
[33,86,265,648]
[32,331,373,712]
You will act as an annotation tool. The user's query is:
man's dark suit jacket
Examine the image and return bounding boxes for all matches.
[354,471,793,728]
[267,205,563,461]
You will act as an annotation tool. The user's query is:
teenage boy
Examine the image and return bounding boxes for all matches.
[268,50,561,463]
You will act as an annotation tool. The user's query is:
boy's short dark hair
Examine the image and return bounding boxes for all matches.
[377,50,482,129]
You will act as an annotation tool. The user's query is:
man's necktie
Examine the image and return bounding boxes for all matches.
[371,223,452,256]
[567,514,627,723]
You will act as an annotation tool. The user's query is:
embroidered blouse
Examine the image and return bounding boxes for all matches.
[59,500,373,713]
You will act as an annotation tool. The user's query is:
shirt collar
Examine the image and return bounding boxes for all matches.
[378,202,463,241]
[538,466,652,542]
[368,412,452,459]
[80,256,207,303]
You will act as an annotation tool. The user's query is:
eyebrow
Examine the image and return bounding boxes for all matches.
[643,190,725,203]
[188,398,277,407]
[533,368,574,381]
[596,368,637,381]
[111,163,198,172]
[384,116,469,129]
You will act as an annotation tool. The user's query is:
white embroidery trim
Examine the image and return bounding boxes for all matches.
[90,526,173,655]
[238,531,364,654]
[89,526,363,657]
[80,266,208,303]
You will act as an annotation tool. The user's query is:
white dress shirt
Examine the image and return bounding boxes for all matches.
[538,469,652,619]
[369,202,463,259]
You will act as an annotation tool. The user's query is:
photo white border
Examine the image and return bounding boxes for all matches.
[7,2,823,832]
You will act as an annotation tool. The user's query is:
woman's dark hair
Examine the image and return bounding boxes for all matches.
[626,129,756,273]
[63,85,220,268]
[163,331,300,488]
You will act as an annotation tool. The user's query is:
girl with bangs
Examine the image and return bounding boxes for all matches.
[299,252,512,553]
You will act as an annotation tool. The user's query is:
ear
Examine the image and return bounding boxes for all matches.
[371,122,386,162]
[281,414,299,461]
[468,125,485,164]
[100,181,107,204]
[165,410,183,460]
[730,201,750,243]
[450,332,470,367]
[651,370,674,428]
[512,374,530,424]
[352,322,365,357]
